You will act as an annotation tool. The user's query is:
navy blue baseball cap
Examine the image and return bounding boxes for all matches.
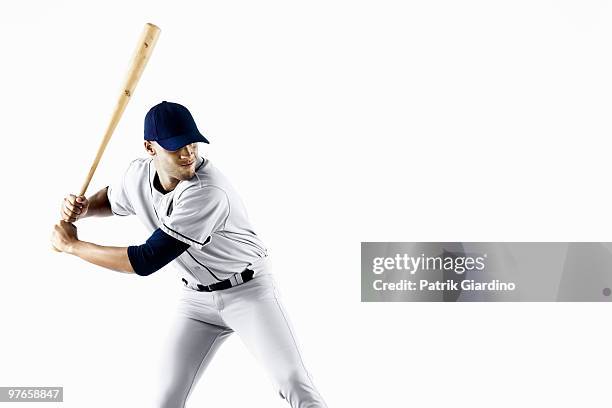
[144,101,209,151]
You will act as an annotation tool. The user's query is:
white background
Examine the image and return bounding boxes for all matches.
[1,0,611,407]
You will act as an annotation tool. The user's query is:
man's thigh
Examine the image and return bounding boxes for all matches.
[156,315,232,408]
[220,275,311,383]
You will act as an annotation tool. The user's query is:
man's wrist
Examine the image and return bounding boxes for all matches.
[66,240,83,255]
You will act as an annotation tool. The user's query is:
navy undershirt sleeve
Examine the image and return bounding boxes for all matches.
[128,228,190,276]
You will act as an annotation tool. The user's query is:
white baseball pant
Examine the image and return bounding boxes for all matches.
[155,272,328,408]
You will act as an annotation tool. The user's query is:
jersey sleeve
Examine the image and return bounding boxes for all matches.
[106,162,136,216]
[160,185,229,249]
[127,228,190,276]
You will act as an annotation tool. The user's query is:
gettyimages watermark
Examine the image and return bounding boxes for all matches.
[361,243,612,302]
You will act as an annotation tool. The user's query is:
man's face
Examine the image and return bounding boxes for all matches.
[145,141,199,182]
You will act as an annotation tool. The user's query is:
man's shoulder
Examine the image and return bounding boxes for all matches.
[184,158,230,189]
[175,180,229,203]
[174,159,230,202]
[128,157,152,169]
[124,157,152,178]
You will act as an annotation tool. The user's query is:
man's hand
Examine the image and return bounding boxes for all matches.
[51,221,79,253]
[61,194,89,222]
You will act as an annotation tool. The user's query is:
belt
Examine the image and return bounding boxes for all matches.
[182,269,255,292]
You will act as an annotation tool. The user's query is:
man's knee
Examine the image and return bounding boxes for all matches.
[277,369,327,408]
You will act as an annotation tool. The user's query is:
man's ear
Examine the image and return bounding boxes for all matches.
[144,141,156,156]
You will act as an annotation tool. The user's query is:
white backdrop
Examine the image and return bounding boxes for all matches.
[1,1,612,407]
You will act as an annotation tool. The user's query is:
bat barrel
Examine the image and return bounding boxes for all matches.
[78,23,161,196]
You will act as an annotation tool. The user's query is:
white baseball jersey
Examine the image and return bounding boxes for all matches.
[107,157,268,285]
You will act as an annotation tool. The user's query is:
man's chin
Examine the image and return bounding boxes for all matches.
[177,169,196,180]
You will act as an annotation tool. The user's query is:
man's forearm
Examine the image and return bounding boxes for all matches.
[67,240,135,273]
[84,187,114,218]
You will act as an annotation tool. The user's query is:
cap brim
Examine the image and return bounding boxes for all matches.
[156,132,210,151]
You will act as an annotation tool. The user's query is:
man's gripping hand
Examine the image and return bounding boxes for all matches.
[51,220,79,253]
[61,194,89,222]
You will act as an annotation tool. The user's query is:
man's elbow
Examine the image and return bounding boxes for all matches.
[127,245,162,276]
[123,261,136,274]
[131,264,159,276]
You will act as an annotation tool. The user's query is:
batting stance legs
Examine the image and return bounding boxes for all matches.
[155,274,328,408]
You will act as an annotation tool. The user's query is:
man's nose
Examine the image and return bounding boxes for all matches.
[180,144,195,158]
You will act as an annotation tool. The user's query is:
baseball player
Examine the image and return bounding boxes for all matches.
[51,101,328,408]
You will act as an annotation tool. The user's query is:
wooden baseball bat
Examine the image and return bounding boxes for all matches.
[52,23,160,252]
[79,22,161,196]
